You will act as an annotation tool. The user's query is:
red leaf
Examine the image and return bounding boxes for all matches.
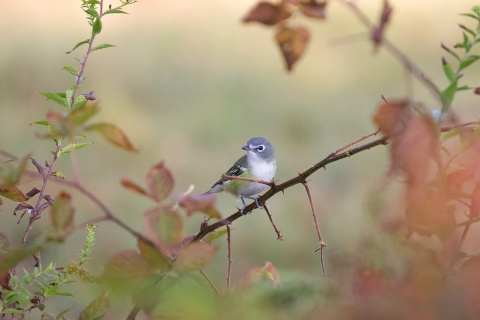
[243,2,292,26]
[178,193,221,219]
[474,87,480,95]
[300,1,327,19]
[120,178,149,198]
[85,122,137,152]
[243,261,281,288]
[174,242,218,273]
[49,191,75,241]
[0,186,29,202]
[143,207,183,256]
[275,26,310,71]
[145,162,174,202]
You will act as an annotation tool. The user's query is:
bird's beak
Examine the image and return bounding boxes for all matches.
[242,145,251,151]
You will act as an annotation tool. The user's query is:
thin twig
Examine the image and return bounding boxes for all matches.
[126,306,140,320]
[200,269,220,295]
[191,122,476,242]
[226,224,232,288]
[330,129,381,157]
[262,203,283,240]
[221,174,273,186]
[302,181,326,276]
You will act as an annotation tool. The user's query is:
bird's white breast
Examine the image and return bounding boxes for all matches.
[241,152,276,197]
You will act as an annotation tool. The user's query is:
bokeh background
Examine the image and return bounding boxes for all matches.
[1,0,480,318]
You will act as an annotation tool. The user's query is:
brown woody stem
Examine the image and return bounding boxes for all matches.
[226,224,232,288]
[263,203,283,241]
[221,174,272,186]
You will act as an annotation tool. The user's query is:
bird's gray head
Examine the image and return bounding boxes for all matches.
[242,137,276,161]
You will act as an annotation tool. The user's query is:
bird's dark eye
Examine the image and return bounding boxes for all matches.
[257,145,265,152]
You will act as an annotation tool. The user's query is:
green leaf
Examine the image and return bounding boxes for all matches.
[462,32,469,47]
[66,39,90,54]
[441,43,461,62]
[460,13,478,20]
[103,9,128,15]
[31,120,49,126]
[143,207,183,255]
[84,122,137,152]
[456,85,472,91]
[459,55,480,70]
[55,92,67,98]
[1,308,24,314]
[57,143,93,157]
[54,291,74,297]
[61,66,78,76]
[91,44,116,52]
[442,58,456,82]
[84,7,99,18]
[39,92,68,108]
[74,95,88,109]
[67,104,99,128]
[66,85,76,109]
[92,18,102,35]
[441,80,457,112]
[205,229,228,243]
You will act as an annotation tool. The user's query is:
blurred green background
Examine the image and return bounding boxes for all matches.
[1,0,480,318]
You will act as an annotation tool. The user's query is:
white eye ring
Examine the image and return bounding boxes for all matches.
[257,145,265,152]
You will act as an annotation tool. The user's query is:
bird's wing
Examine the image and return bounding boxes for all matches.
[206,155,247,193]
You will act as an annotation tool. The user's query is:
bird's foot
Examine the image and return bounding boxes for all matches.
[240,195,263,215]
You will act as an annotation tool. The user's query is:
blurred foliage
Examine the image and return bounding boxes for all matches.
[1,0,480,319]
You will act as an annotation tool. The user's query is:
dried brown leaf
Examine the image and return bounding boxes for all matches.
[372,100,408,138]
[0,186,29,202]
[275,26,310,71]
[300,1,327,19]
[85,122,137,152]
[121,178,149,198]
[243,2,292,26]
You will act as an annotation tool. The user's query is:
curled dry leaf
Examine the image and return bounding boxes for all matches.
[178,193,221,219]
[146,162,175,203]
[243,2,292,26]
[243,261,281,288]
[0,186,29,202]
[121,178,149,198]
[143,207,183,256]
[275,26,310,71]
[300,0,327,19]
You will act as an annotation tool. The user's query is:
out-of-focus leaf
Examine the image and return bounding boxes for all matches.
[0,233,12,290]
[92,18,102,35]
[243,261,281,288]
[68,104,99,128]
[174,242,218,273]
[66,39,90,54]
[78,294,109,320]
[300,1,327,19]
[84,7,99,18]
[0,186,29,202]
[137,239,172,272]
[31,120,49,126]
[205,229,228,243]
[84,122,137,152]
[61,66,78,76]
[120,178,149,198]
[38,92,68,108]
[373,100,408,138]
[275,26,310,71]
[65,85,76,109]
[0,153,30,187]
[143,207,183,256]
[48,191,74,242]
[441,42,461,62]
[178,193,221,219]
[145,162,174,202]
[459,55,480,70]
[91,44,116,52]
[57,143,93,157]
[103,9,127,15]
[101,250,156,294]
[243,2,291,26]
[475,87,480,95]
[73,95,88,109]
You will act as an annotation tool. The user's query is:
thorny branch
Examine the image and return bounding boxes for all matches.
[191,122,477,244]
[226,224,232,288]
[263,203,283,241]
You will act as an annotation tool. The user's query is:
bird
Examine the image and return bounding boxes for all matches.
[204,137,276,215]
